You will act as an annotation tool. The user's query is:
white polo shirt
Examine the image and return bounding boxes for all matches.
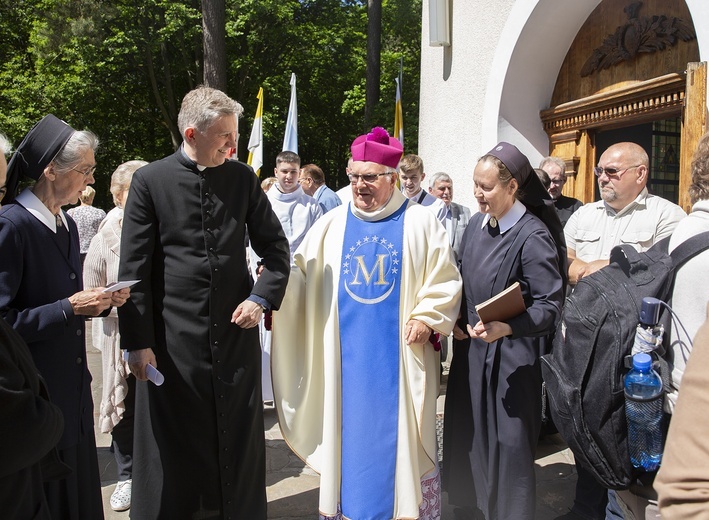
[564,187,686,261]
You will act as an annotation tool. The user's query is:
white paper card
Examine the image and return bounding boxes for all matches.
[102,280,140,293]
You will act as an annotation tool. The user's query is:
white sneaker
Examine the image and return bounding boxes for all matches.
[110,479,132,511]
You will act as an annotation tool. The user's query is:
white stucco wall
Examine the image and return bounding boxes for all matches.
[419,0,515,209]
[419,0,709,210]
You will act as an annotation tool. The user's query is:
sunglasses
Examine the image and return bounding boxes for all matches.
[593,165,641,178]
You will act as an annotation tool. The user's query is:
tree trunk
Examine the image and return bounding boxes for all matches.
[202,0,227,91]
[365,0,381,128]
[142,15,181,148]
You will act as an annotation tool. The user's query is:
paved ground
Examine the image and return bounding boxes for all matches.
[88,322,577,519]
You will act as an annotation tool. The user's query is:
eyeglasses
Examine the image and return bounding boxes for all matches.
[347,172,391,184]
[593,165,641,178]
[297,177,312,184]
[70,165,97,177]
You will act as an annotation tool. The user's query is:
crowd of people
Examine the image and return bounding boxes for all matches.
[1,85,708,520]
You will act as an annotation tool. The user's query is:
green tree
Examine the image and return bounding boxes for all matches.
[0,0,422,202]
[365,0,381,128]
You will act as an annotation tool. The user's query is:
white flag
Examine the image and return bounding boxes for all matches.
[282,73,298,154]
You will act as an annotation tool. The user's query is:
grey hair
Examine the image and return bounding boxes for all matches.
[429,171,452,189]
[52,130,99,171]
[110,160,148,206]
[0,133,12,156]
[177,86,243,135]
[539,156,566,175]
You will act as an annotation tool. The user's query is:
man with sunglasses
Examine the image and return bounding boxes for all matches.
[565,142,685,287]
[557,141,685,520]
[272,127,461,520]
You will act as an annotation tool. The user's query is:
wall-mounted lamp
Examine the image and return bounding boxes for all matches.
[429,0,451,47]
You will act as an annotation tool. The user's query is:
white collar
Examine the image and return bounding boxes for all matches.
[350,188,407,222]
[481,199,526,234]
[313,184,326,198]
[608,187,649,217]
[404,187,424,200]
[180,145,207,171]
[269,184,304,201]
[15,188,67,232]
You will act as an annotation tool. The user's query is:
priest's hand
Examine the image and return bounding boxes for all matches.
[68,288,112,316]
[127,348,157,381]
[404,319,431,345]
[452,323,469,341]
[231,300,263,329]
[468,320,512,343]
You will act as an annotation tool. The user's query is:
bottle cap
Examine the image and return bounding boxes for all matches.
[633,352,652,370]
[640,297,662,327]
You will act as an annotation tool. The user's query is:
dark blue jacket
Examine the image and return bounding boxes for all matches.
[0,201,93,450]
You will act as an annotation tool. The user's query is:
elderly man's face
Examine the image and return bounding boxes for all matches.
[596,145,646,211]
[187,114,238,168]
[430,179,453,206]
[297,170,316,196]
[399,169,424,198]
[349,161,396,212]
[544,163,566,200]
[0,152,7,206]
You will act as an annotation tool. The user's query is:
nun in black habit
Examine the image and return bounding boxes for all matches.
[442,142,566,520]
[0,114,129,519]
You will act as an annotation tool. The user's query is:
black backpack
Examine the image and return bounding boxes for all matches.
[540,231,709,490]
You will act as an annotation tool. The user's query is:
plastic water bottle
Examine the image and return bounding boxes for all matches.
[624,352,664,471]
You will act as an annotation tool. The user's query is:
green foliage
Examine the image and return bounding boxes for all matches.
[0,0,422,204]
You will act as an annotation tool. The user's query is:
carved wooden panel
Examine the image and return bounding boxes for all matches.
[541,73,685,135]
[551,0,699,106]
[580,1,695,77]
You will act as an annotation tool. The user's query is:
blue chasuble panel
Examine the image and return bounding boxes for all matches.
[338,202,406,520]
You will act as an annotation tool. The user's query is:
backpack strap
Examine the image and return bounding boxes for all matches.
[668,230,709,269]
[608,243,657,285]
[652,231,709,388]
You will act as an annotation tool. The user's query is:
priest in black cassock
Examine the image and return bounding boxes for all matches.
[118,86,291,519]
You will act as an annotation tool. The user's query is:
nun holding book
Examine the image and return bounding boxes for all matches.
[442,142,567,520]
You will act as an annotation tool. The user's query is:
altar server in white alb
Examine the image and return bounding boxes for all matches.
[272,127,462,520]
[250,150,322,402]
